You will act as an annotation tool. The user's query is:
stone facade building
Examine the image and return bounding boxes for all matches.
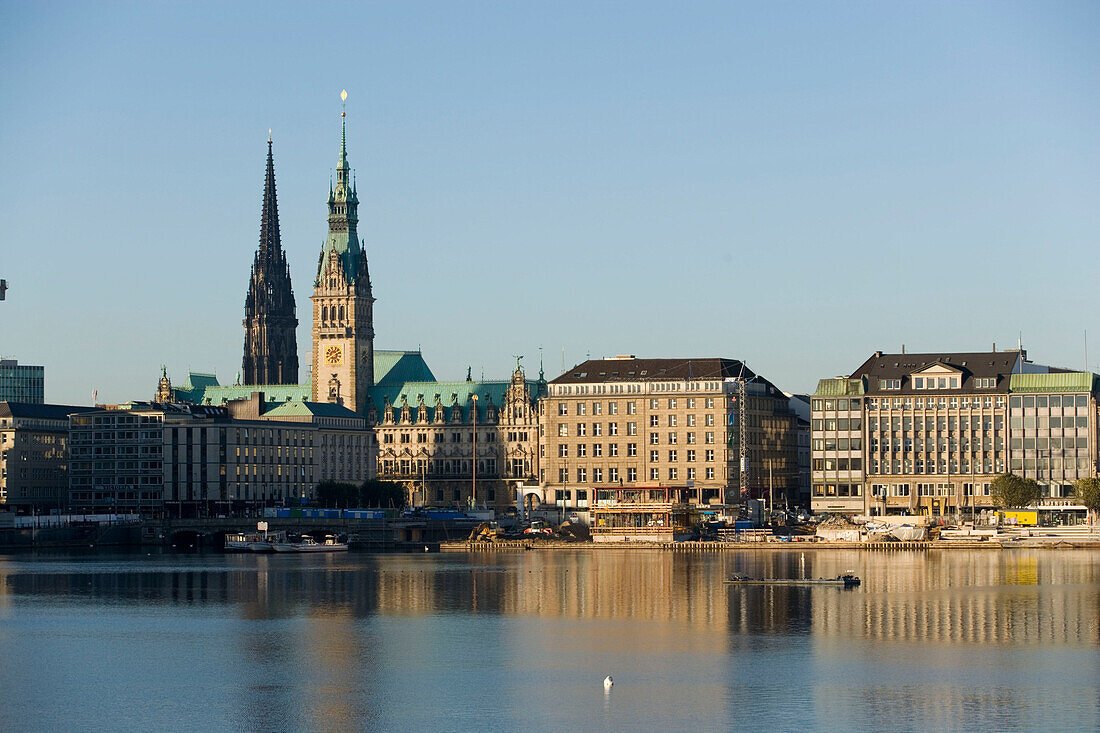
[811,349,1098,519]
[0,402,94,510]
[374,365,545,509]
[541,357,800,520]
[69,398,369,517]
[242,138,299,385]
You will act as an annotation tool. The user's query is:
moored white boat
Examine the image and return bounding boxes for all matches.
[248,530,288,552]
[272,535,348,553]
[225,532,262,552]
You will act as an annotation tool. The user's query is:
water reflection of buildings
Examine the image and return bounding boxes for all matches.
[809,550,1100,645]
[3,550,1099,649]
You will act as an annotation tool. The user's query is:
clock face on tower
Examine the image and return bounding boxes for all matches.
[324,344,344,366]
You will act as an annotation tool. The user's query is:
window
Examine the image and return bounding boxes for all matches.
[577,468,587,482]
[593,444,603,458]
[608,443,618,457]
[592,402,602,415]
[669,467,678,480]
[879,379,901,390]
[558,468,567,482]
[593,423,603,436]
[650,415,660,427]
[650,468,660,480]
[668,450,678,462]
[705,414,714,426]
[627,467,637,481]
[627,443,637,457]
[687,449,696,461]
[668,432,678,444]
[668,415,677,427]
[609,468,619,482]
[705,467,714,479]
[576,444,587,457]
[687,398,695,408]
[650,399,659,409]
[705,432,714,444]
[593,468,603,482]
[577,424,586,436]
[705,449,714,461]
[627,422,637,436]
[650,432,660,445]
[705,398,714,408]
[558,444,568,458]
[558,403,568,416]
[609,422,618,436]
[686,414,696,427]
[558,424,568,437]
[668,398,676,409]
[627,401,636,415]
[687,432,696,444]
[650,450,659,462]
[609,402,618,415]
[577,403,587,416]
[687,467,696,480]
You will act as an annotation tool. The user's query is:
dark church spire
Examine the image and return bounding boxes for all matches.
[243,136,299,385]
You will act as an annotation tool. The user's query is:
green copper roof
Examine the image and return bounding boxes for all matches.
[1009,372,1096,393]
[199,383,312,405]
[264,400,363,419]
[374,350,436,384]
[814,378,866,397]
[369,379,540,421]
[180,372,219,391]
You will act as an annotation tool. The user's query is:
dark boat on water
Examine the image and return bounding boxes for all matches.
[724,573,861,587]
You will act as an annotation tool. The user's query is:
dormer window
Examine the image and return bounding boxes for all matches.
[879,379,901,390]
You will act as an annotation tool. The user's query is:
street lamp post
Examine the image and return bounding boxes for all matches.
[471,394,478,510]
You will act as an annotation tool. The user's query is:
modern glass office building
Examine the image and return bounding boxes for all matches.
[0,359,44,404]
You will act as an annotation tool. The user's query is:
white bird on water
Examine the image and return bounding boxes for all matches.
[604,675,614,689]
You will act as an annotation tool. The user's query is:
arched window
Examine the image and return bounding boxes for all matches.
[339,305,345,322]
[322,306,328,322]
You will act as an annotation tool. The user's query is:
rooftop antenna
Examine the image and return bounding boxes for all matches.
[1085,330,1089,373]
[561,347,565,373]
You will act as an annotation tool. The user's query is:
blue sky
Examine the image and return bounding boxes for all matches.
[2,1,1098,404]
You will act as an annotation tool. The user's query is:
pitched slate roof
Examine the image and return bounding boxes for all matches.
[848,350,1026,395]
[549,357,786,395]
[551,357,756,383]
[0,402,97,421]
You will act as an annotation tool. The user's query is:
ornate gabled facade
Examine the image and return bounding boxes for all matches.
[311,95,375,413]
[243,138,299,385]
[373,364,546,508]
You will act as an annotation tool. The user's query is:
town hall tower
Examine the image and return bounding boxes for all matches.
[311,91,375,413]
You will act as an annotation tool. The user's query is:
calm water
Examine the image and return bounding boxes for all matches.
[1,548,1099,732]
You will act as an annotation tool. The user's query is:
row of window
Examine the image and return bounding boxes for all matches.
[870,415,1004,430]
[868,459,1005,475]
[556,397,719,416]
[556,466,717,483]
[382,431,498,444]
[868,396,1004,410]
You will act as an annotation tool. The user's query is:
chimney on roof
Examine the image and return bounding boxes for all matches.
[874,350,882,358]
[902,344,905,354]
